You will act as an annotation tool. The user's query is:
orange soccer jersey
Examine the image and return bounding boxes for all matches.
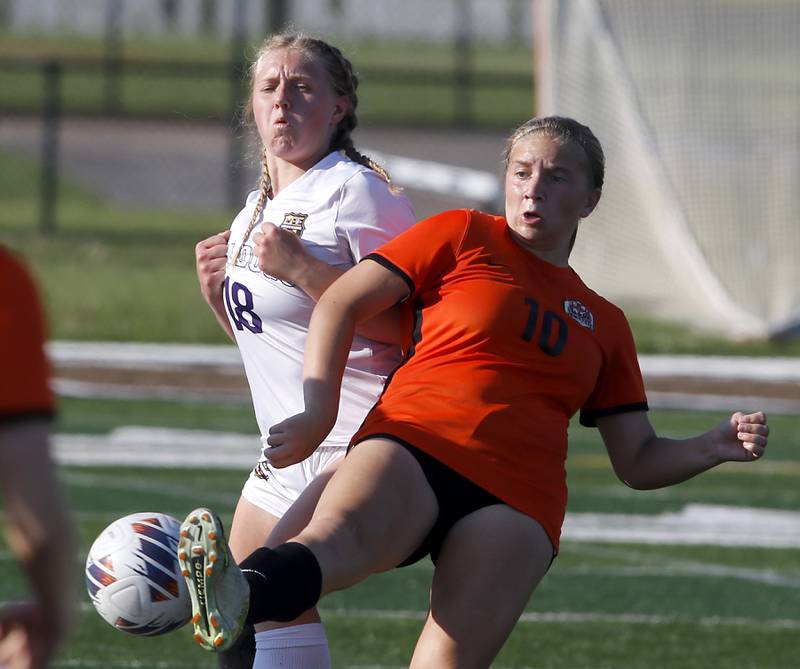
[0,247,55,422]
[353,209,648,550]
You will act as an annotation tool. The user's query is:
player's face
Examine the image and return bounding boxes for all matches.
[252,48,348,170]
[504,134,600,266]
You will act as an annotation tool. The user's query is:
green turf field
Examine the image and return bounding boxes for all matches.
[3,401,798,668]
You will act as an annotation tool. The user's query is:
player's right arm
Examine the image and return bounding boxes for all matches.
[265,259,410,467]
[265,211,464,467]
[195,230,235,342]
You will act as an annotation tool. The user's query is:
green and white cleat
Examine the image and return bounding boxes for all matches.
[177,508,249,651]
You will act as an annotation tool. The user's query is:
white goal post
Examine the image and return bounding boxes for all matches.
[533,0,800,339]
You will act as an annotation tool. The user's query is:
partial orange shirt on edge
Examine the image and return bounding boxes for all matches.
[0,246,55,421]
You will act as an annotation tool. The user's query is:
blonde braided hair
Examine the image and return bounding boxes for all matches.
[229,146,271,268]
[230,33,396,266]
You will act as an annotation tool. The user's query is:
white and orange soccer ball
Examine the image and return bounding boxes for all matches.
[85,512,191,636]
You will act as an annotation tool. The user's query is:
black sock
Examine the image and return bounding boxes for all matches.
[239,542,323,624]
[216,624,255,669]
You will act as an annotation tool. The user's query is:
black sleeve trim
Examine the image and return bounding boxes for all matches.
[347,431,411,455]
[0,410,56,427]
[362,253,415,300]
[579,402,649,428]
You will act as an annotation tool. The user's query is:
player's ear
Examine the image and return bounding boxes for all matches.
[330,96,348,126]
[580,188,601,219]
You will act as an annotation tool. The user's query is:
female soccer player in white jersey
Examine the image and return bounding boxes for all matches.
[193,33,415,669]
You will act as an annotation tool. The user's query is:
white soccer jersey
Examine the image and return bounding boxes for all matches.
[224,151,415,477]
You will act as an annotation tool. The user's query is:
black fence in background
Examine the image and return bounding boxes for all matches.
[0,0,533,232]
[1,53,530,233]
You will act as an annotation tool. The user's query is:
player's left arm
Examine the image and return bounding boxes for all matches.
[597,410,768,490]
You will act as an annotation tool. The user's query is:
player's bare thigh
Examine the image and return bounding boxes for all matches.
[234,494,328,630]
[410,504,553,669]
[252,461,341,633]
[293,437,439,593]
[228,495,279,563]
[266,461,340,548]
[230,454,344,560]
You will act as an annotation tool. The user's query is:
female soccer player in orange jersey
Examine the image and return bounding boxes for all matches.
[0,247,75,669]
[181,116,769,668]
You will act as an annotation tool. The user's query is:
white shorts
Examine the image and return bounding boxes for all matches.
[240,445,346,519]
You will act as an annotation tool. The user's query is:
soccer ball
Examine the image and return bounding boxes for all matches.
[85,512,191,636]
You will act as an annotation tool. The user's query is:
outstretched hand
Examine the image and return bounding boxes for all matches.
[713,411,769,463]
[264,410,336,468]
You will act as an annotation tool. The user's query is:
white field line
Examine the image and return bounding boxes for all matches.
[3,509,204,531]
[556,564,800,588]
[361,148,502,204]
[46,342,800,411]
[54,661,201,669]
[59,378,800,411]
[59,378,800,412]
[53,429,800,549]
[47,341,244,370]
[53,378,250,404]
[48,344,800,413]
[57,427,800,475]
[645,391,800,413]
[76,661,800,669]
[562,504,800,549]
[47,342,800,383]
[53,427,258,470]
[71,509,193,523]
[570,453,800,476]
[12,540,795,591]
[322,608,800,630]
[51,662,458,669]
[14,542,792,591]
[72,602,800,631]
[638,354,800,383]
[60,470,239,506]
[563,543,800,587]
[321,608,800,630]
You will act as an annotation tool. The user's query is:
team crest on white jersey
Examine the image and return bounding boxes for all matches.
[564,299,595,330]
[280,212,307,237]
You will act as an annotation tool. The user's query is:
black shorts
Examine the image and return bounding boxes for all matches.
[356,434,506,566]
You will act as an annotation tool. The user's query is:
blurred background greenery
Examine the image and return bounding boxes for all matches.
[1,2,798,354]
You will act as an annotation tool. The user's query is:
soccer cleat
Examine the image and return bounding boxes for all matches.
[177,508,249,652]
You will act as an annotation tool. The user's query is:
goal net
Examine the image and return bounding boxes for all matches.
[534,0,800,339]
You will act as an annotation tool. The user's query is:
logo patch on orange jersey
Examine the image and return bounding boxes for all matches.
[564,299,594,330]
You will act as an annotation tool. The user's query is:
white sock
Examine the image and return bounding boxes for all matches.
[253,623,331,669]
